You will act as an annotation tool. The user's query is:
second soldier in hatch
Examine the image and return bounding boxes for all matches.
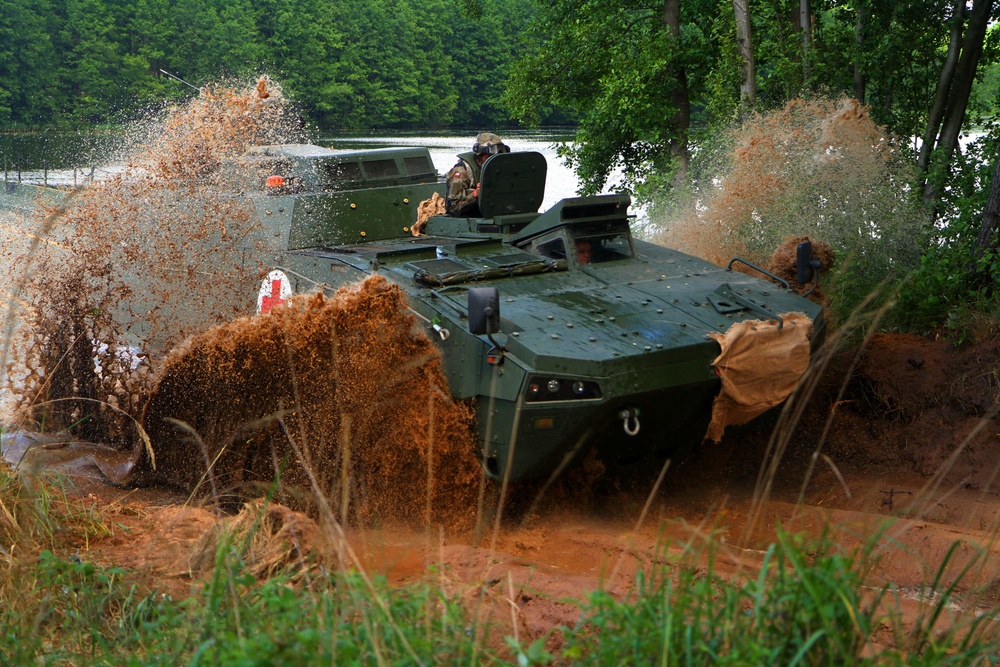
[445,132,510,217]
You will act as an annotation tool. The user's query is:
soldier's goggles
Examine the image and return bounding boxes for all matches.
[480,143,510,155]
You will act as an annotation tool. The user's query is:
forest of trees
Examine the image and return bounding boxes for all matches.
[505,0,1000,198]
[0,0,544,129]
[4,0,1000,331]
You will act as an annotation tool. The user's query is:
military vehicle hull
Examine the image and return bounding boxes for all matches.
[1,144,826,483]
[245,145,825,481]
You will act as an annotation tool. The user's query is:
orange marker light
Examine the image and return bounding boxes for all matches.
[266,175,285,188]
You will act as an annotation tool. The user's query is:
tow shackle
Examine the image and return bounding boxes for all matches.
[618,407,641,436]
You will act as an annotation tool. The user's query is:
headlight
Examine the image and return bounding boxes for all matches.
[525,376,602,402]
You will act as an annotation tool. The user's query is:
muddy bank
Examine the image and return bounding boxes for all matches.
[7,333,999,642]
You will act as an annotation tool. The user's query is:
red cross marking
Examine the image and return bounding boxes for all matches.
[260,278,285,313]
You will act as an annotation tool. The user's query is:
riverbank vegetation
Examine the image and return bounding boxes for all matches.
[3,460,1000,665]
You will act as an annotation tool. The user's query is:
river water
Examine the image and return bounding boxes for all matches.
[1,129,594,210]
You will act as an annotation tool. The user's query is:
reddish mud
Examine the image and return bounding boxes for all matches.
[7,332,999,649]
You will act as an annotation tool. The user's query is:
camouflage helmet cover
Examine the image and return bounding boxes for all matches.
[472,132,510,155]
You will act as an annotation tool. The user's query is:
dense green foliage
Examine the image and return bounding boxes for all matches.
[0,0,538,129]
[507,0,1000,196]
[896,128,1000,335]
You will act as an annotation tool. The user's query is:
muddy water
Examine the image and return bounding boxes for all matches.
[655,98,928,284]
[2,80,303,435]
[137,276,483,527]
[1,277,485,526]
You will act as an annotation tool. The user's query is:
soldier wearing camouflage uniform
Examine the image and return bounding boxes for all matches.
[446,132,510,217]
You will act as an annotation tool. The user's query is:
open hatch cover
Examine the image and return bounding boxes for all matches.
[411,250,566,286]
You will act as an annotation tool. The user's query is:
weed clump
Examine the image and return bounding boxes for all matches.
[553,530,1000,665]
[0,456,107,563]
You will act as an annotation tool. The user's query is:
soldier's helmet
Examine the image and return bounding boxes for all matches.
[472,132,510,156]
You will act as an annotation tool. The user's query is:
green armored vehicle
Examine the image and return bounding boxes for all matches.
[235,143,826,481]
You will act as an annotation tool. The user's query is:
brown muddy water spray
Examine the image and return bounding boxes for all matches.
[655,97,928,287]
[0,80,481,527]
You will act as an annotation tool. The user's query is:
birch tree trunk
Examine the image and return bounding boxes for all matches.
[853,2,866,103]
[734,0,755,110]
[800,0,811,82]
[664,0,690,180]
[976,149,1000,258]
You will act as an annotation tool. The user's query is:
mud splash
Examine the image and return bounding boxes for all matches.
[656,98,928,301]
[1,80,486,529]
[129,276,480,528]
[2,78,304,441]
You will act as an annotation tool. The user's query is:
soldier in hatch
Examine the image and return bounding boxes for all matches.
[445,132,510,217]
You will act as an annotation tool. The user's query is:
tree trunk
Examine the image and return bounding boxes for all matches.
[853,2,865,103]
[924,0,992,205]
[976,145,1000,260]
[734,0,755,111]
[663,0,690,181]
[918,0,965,176]
[800,0,811,83]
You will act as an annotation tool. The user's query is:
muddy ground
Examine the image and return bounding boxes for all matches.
[4,331,1000,646]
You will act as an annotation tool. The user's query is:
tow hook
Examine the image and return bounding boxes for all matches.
[431,317,450,341]
[618,407,641,436]
[432,323,450,340]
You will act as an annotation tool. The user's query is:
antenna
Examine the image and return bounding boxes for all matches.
[158,69,201,92]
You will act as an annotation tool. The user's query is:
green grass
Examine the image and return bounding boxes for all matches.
[555,531,1000,666]
[2,499,1000,666]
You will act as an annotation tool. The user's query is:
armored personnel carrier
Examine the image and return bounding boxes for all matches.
[229,144,826,481]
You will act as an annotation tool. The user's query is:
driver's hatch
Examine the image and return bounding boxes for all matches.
[405,249,567,287]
